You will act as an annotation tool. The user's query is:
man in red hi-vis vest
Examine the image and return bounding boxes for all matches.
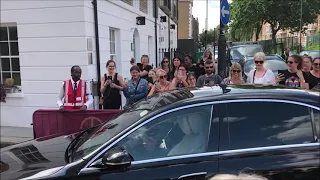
[57,65,93,110]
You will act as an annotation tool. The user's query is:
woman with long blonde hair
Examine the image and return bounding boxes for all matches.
[222,62,244,85]
[148,69,171,96]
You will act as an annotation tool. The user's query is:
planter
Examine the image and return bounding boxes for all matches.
[5,87,16,94]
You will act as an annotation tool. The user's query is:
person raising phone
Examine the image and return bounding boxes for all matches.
[100,60,124,109]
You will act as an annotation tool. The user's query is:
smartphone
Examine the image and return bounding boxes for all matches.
[130,59,135,64]
[107,76,112,81]
[205,80,210,84]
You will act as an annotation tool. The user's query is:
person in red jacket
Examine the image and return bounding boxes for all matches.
[57,65,93,110]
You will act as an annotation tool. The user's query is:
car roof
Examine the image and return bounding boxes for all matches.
[301,50,320,52]
[159,85,320,111]
[231,44,262,48]
[246,55,282,60]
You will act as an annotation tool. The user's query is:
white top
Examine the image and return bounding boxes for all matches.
[56,79,93,108]
[247,69,275,85]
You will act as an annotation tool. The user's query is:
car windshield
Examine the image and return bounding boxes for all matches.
[231,46,263,59]
[73,89,194,161]
[300,51,320,59]
[308,51,320,59]
[244,59,287,75]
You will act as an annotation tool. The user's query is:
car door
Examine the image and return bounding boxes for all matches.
[79,104,219,180]
[217,100,319,180]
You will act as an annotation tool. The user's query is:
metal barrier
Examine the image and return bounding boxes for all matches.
[32,110,122,139]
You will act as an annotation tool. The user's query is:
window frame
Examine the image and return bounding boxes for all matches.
[0,25,21,87]
[221,100,317,151]
[82,99,319,169]
[109,28,116,61]
[115,104,214,161]
[83,103,215,168]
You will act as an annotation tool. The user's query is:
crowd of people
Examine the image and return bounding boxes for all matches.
[56,48,320,110]
[99,48,320,109]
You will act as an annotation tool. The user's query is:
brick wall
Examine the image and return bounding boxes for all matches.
[121,0,133,6]
[139,0,148,14]
[178,1,190,39]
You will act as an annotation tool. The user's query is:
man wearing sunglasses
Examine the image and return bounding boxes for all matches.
[196,59,222,87]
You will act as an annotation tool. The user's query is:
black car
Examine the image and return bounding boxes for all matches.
[1,85,320,180]
[227,44,264,63]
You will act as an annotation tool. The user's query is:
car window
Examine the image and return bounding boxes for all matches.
[313,109,320,138]
[115,105,212,161]
[219,101,314,151]
[309,51,320,59]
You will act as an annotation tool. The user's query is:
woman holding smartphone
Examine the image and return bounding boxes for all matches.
[100,60,124,109]
[148,69,171,96]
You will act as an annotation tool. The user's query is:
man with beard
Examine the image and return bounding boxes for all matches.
[57,65,93,110]
[196,59,222,87]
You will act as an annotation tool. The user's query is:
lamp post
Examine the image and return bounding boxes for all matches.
[218,0,227,79]
[213,28,216,57]
[205,0,208,48]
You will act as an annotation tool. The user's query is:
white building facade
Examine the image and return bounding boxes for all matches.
[0,0,178,128]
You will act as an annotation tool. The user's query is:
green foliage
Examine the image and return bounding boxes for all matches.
[304,44,320,50]
[198,24,231,48]
[199,28,218,48]
[230,0,320,42]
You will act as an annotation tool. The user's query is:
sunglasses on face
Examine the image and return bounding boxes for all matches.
[163,61,169,63]
[254,61,264,64]
[232,70,241,73]
[205,66,214,69]
[287,61,296,64]
[159,75,167,79]
[313,63,320,66]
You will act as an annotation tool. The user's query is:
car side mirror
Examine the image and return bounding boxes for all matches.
[101,146,132,167]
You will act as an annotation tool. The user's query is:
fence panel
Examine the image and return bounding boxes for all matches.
[32,109,122,139]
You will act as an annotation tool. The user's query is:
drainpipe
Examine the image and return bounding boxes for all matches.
[176,0,179,49]
[168,17,171,58]
[154,0,158,67]
[92,0,102,109]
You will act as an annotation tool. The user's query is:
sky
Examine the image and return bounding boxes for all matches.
[192,0,224,32]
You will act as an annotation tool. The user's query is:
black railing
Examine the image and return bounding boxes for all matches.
[158,48,190,65]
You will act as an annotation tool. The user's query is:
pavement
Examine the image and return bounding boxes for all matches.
[0,126,33,147]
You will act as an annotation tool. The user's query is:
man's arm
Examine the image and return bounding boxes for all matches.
[215,75,223,84]
[123,87,130,98]
[85,81,93,108]
[133,81,148,101]
[196,76,203,88]
[57,82,64,108]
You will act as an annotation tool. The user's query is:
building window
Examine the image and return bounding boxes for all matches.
[109,29,116,61]
[0,25,21,86]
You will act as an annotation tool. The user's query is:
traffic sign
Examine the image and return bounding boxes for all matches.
[220,0,230,25]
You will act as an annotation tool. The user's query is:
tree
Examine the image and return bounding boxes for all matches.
[199,25,231,48]
[230,0,264,41]
[199,29,218,48]
[230,0,320,44]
